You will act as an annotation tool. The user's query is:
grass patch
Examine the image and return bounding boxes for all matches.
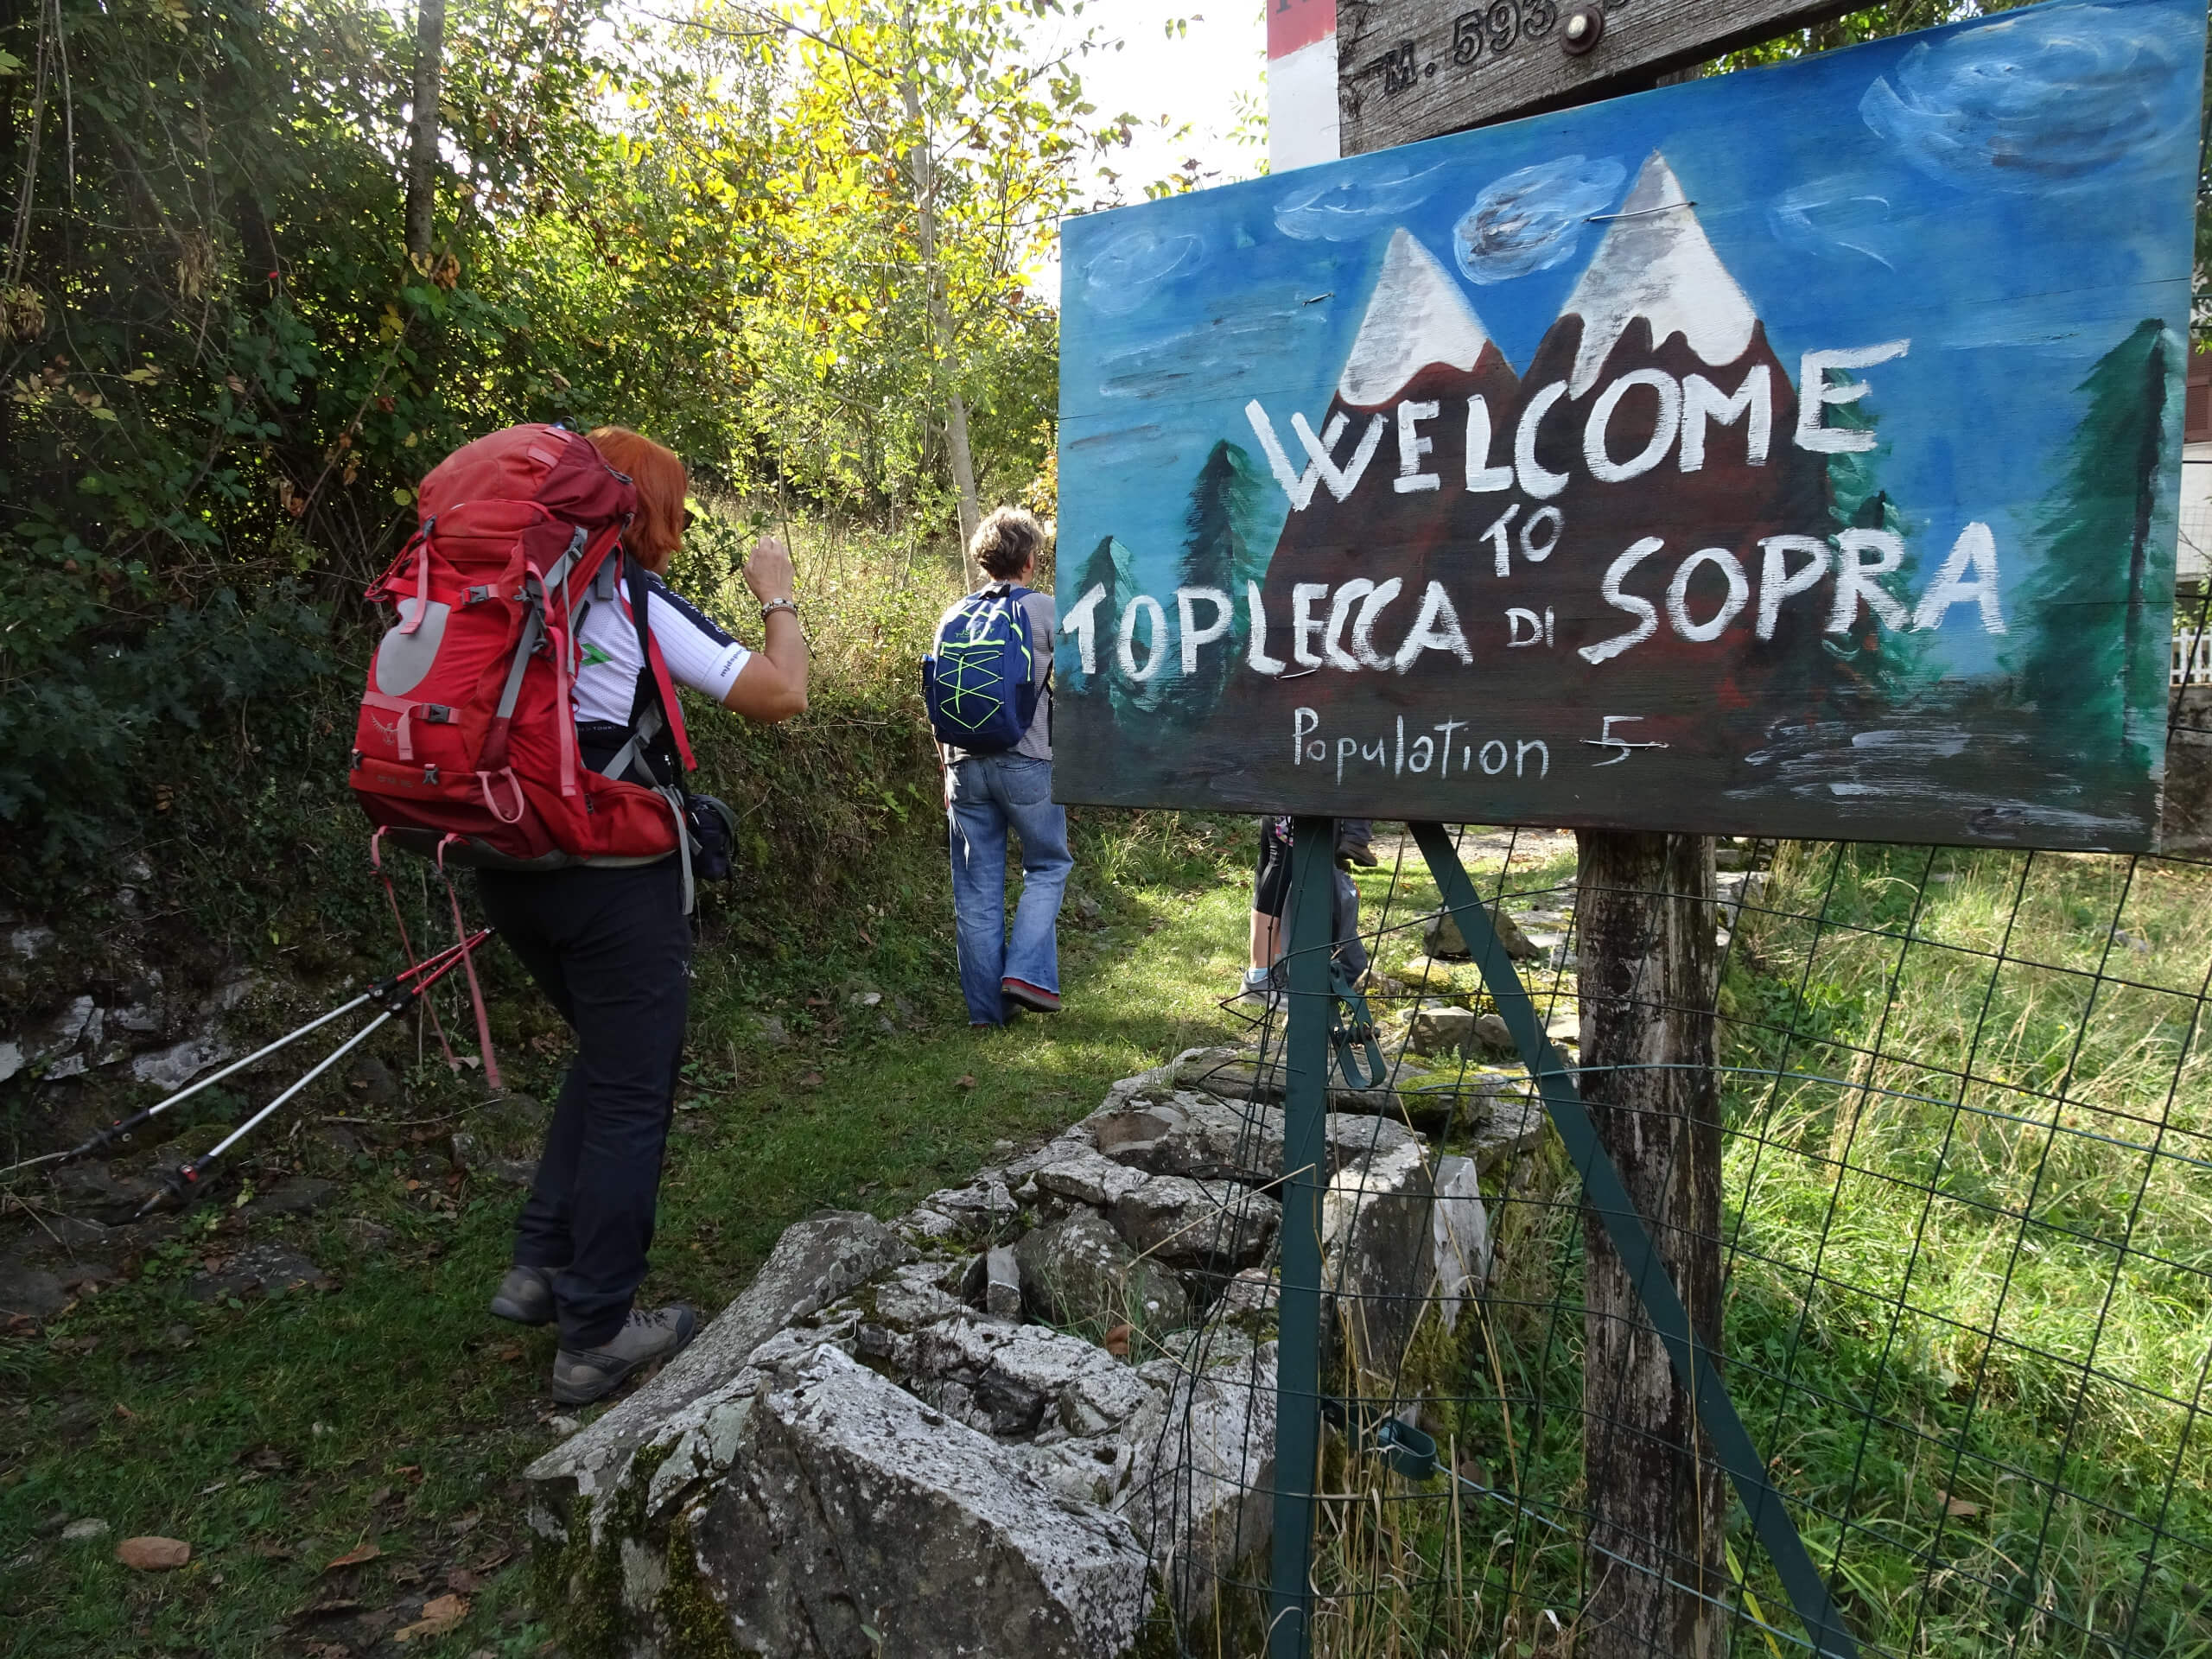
[1303,839,2212,1659]
[0,806,1265,1657]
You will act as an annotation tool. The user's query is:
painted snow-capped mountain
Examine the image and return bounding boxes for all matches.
[1214,151,1853,741]
[1338,228,1516,409]
[1245,229,1521,655]
[1559,154,1758,397]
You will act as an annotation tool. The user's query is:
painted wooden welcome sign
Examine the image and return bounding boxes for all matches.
[1053,0,2203,849]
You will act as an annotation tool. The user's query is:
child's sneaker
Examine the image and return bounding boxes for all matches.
[1235,965,1283,1010]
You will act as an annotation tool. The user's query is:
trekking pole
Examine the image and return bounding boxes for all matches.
[135,931,493,1216]
[137,938,493,1221]
[0,931,493,1182]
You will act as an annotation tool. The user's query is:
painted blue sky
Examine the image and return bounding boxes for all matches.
[1058,0,2203,678]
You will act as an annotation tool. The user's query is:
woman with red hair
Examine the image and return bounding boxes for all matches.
[478,425,808,1405]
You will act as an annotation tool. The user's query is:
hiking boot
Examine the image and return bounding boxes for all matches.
[550,1304,700,1404]
[1001,977,1060,1014]
[490,1264,555,1327]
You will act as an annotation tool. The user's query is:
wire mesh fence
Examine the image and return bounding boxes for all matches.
[1136,809,2212,1659]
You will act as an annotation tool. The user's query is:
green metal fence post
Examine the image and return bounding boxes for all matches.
[1268,815,1336,1659]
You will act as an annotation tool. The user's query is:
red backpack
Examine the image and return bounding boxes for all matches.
[349,423,696,868]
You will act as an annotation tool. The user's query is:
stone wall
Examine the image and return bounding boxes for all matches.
[524,1047,1512,1657]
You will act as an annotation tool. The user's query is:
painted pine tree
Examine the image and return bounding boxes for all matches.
[1071,532,1160,728]
[2011,319,2179,776]
[1164,439,1268,723]
[1819,389,1935,705]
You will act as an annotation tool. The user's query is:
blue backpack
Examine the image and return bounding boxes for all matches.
[923,584,1041,753]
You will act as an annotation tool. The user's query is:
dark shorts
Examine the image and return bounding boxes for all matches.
[1254,816,1294,919]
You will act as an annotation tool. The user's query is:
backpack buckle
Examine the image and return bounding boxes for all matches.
[419,704,454,725]
[423,764,441,786]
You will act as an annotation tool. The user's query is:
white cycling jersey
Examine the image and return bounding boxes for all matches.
[570,571,750,726]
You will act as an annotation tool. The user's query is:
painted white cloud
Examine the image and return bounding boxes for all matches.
[1861,2,2200,192]
[1452,156,1626,284]
[1769,181,1898,270]
[1084,228,1206,315]
[1274,161,1449,242]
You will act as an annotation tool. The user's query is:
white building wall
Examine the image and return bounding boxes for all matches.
[2181,444,2212,582]
[1268,0,1339,174]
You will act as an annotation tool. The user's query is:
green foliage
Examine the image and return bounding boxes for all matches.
[0,0,1124,879]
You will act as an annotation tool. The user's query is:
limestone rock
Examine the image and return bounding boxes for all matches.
[985,1245,1023,1322]
[528,1210,910,1530]
[1101,1046,1241,1109]
[906,1314,1149,1440]
[688,1345,1150,1658]
[1322,1141,1437,1377]
[1031,1143,1149,1209]
[1431,1154,1491,1329]
[1014,1209,1189,1335]
[1112,1178,1277,1267]
[919,1179,1020,1240]
[1008,1435,1141,1509]
[1422,904,1538,961]
[1406,1003,1476,1058]
[1215,1267,1280,1324]
[1083,1090,1416,1187]
[1469,1013,1511,1052]
[1122,1338,1278,1629]
[1470,1088,1549,1175]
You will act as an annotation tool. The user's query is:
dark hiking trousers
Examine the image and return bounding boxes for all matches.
[476,860,689,1348]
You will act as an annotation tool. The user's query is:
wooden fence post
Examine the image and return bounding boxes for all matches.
[1574,828,1726,1657]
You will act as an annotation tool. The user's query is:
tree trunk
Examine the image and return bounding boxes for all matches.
[945,387,981,555]
[404,0,446,261]
[899,54,981,581]
[1574,828,1728,1659]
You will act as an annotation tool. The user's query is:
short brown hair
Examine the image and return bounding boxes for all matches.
[971,506,1049,581]
[587,427,688,567]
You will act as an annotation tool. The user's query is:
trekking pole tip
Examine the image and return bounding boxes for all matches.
[137,1163,199,1218]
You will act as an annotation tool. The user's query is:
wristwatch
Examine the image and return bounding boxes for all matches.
[760,597,799,622]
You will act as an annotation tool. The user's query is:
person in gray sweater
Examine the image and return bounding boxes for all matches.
[937,508,1069,1025]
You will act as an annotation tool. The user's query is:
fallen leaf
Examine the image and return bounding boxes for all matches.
[293,1597,360,1619]
[1103,1323,1132,1358]
[1937,1490,1981,1519]
[858,926,875,947]
[446,1567,480,1594]
[250,1540,296,1560]
[366,1484,393,1507]
[112,1402,137,1420]
[116,1535,190,1571]
[469,1546,512,1574]
[798,1071,823,1089]
[449,1509,482,1535]
[493,1343,522,1363]
[326,1541,381,1569]
[395,1592,469,1641]
[956,1074,976,1090]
